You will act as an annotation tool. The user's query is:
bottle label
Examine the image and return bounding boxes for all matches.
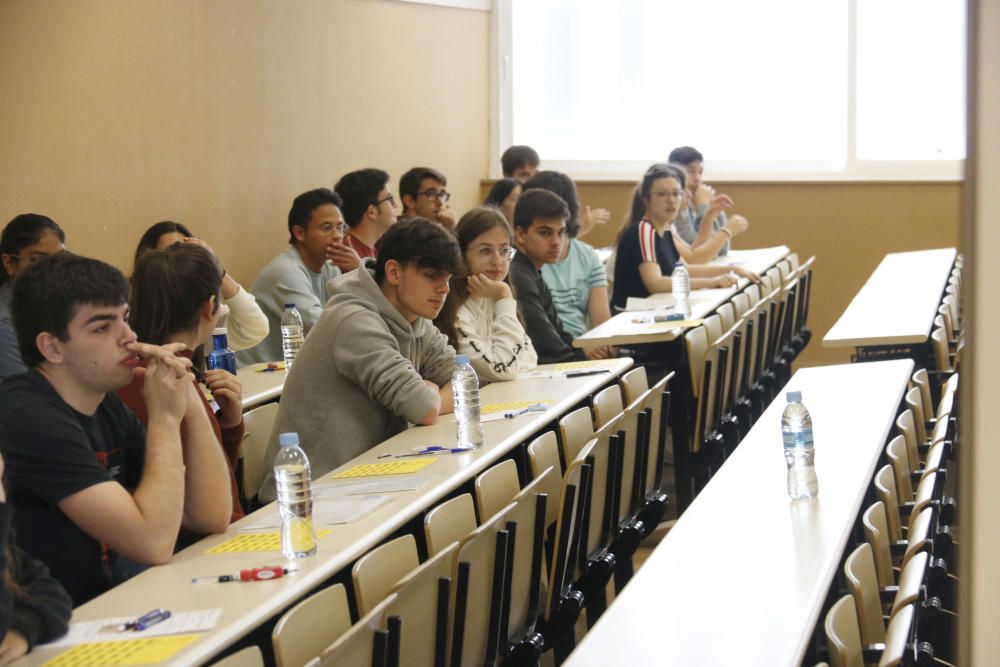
[782,429,814,450]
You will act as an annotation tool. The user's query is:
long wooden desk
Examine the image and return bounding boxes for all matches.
[573,245,791,510]
[823,248,956,365]
[23,359,631,667]
[236,363,286,410]
[564,358,914,667]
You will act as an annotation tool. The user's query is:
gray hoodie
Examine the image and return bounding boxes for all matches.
[257,266,455,502]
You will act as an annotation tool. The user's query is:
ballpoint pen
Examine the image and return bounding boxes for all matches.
[503,403,547,418]
[108,608,172,632]
[392,446,474,458]
[192,566,297,584]
[565,369,611,378]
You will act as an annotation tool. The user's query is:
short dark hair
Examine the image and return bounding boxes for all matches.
[512,188,569,232]
[1,214,65,286]
[399,167,447,202]
[133,220,193,270]
[130,243,222,345]
[667,146,704,166]
[334,169,390,228]
[522,170,581,237]
[373,218,462,285]
[12,253,130,368]
[288,188,343,245]
[501,145,540,177]
[484,178,520,207]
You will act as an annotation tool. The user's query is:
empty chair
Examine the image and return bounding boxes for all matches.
[703,313,723,345]
[874,465,904,544]
[424,493,477,557]
[559,406,596,466]
[353,534,420,616]
[843,543,886,645]
[731,292,751,318]
[931,327,951,372]
[824,594,863,667]
[911,368,935,419]
[717,301,736,330]
[213,646,265,667]
[619,365,649,404]
[273,584,352,667]
[862,501,898,589]
[475,459,521,522]
[241,402,279,505]
[592,384,624,428]
[317,593,398,667]
[894,410,921,471]
[878,605,916,667]
[886,435,914,501]
[526,432,563,530]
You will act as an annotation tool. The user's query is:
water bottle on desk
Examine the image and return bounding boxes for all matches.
[280,303,304,370]
[274,432,317,559]
[452,355,484,449]
[782,391,819,499]
[206,328,237,374]
[672,264,691,317]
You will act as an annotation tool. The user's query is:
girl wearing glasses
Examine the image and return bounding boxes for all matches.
[133,221,268,352]
[611,163,759,312]
[435,207,537,382]
[0,214,66,379]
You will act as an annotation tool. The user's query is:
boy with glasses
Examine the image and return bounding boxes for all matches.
[239,188,357,365]
[399,167,457,232]
[335,168,398,260]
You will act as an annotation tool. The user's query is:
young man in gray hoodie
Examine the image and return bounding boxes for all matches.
[258,218,461,501]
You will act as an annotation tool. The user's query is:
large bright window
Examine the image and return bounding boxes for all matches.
[493,0,966,180]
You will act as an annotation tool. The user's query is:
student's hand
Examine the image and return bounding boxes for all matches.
[203,369,244,429]
[436,207,458,232]
[134,344,192,424]
[584,345,612,360]
[182,236,217,256]
[326,242,362,273]
[694,184,716,207]
[705,194,734,217]
[710,273,739,289]
[579,206,611,237]
[724,214,749,237]
[732,266,762,284]
[467,274,512,301]
[0,630,29,664]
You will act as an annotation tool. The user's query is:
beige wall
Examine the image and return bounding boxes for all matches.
[486,179,961,369]
[0,0,489,284]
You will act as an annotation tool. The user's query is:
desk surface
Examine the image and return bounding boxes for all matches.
[25,359,631,667]
[574,246,790,348]
[236,363,286,410]
[564,358,914,667]
[823,248,956,348]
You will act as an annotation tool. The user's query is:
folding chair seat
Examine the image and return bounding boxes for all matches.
[591,384,624,429]
[316,594,398,667]
[353,534,420,617]
[475,459,521,522]
[618,366,648,404]
[424,493,477,557]
[559,406,595,469]
[273,583,352,667]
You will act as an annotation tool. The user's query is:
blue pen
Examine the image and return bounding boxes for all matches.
[394,446,474,458]
[121,608,171,632]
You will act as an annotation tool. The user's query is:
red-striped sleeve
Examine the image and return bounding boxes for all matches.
[638,219,657,264]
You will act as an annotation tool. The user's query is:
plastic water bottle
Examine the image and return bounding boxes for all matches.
[274,432,317,559]
[280,304,304,370]
[672,264,691,317]
[206,328,237,374]
[452,355,484,449]
[782,391,819,499]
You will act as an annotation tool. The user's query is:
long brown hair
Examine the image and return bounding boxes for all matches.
[434,207,518,348]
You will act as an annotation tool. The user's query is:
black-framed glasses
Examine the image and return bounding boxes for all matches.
[417,188,451,203]
[373,193,396,208]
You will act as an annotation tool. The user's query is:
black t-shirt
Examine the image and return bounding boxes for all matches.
[612,219,680,311]
[0,371,146,606]
[509,252,585,364]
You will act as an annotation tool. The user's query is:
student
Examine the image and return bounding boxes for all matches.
[0,215,65,380]
[334,168,398,260]
[239,188,358,365]
[0,253,231,604]
[119,243,245,525]
[523,172,612,354]
[667,146,750,258]
[0,453,72,661]
[484,178,521,224]
[257,219,461,499]
[501,145,540,182]
[133,221,268,352]
[398,167,457,232]
[509,189,586,364]
[612,163,758,312]
[434,207,537,382]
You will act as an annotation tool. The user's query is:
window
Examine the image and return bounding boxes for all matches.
[494,0,965,180]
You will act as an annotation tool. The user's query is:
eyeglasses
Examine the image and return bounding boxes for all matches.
[417,188,451,203]
[373,194,396,208]
[475,245,516,261]
[336,221,349,235]
[6,250,64,264]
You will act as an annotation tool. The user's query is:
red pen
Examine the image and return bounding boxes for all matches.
[191,566,297,583]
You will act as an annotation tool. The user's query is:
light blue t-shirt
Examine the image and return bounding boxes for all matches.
[237,247,340,366]
[540,239,608,339]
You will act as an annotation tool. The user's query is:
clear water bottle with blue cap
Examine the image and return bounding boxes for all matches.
[782,391,818,499]
[274,432,317,558]
[452,354,484,449]
[206,327,237,374]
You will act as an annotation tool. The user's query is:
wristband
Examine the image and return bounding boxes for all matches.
[720,228,733,239]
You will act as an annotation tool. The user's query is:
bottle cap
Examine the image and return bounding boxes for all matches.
[278,432,300,447]
[786,391,802,402]
[284,303,296,309]
[455,354,470,365]
[212,327,228,336]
